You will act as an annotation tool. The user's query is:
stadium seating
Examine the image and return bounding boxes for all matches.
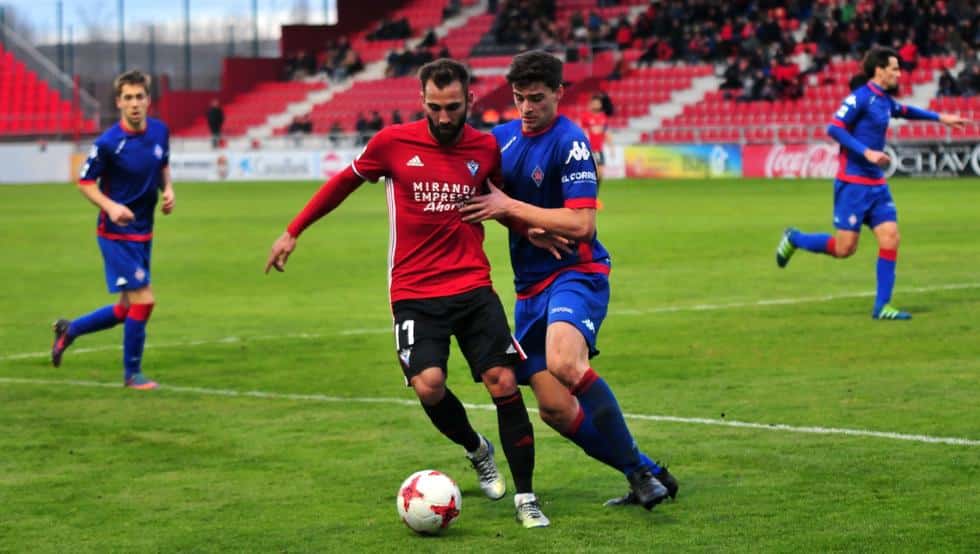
[651,57,962,144]
[0,43,97,136]
[176,81,326,138]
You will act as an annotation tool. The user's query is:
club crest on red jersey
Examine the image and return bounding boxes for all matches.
[466,160,479,176]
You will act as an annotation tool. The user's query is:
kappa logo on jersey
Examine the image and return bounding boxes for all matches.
[565,141,591,164]
[845,95,857,107]
[531,165,544,186]
[581,319,595,333]
[466,160,480,176]
[153,144,164,160]
[406,155,424,167]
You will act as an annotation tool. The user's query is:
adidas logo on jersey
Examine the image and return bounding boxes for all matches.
[406,155,424,167]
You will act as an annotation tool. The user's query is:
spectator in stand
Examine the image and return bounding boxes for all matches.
[368,111,384,133]
[329,120,343,145]
[391,109,404,125]
[443,0,461,20]
[898,34,918,70]
[206,99,224,149]
[369,16,411,41]
[959,64,980,97]
[720,58,746,92]
[938,69,962,97]
[355,112,369,145]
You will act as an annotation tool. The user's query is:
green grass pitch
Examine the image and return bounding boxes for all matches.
[1,177,978,552]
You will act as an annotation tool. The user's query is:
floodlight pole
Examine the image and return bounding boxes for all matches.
[183,0,191,88]
[56,0,64,72]
[252,0,259,57]
[117,0,125,73]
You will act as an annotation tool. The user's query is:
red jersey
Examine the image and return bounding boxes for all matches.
[351,120,501,303]
[581,111,608,153]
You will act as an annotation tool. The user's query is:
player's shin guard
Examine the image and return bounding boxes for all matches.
[563,405,663,476]
[420,388,482,452]
[571,368,643,475]
[874,248,898,311]
[68,304,129,338]
[123,303,153,380]
[493,391,535,494]
[791,230,836,255]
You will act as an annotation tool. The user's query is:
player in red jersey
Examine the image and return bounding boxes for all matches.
[580,93,609,209]
[265,59,548,528]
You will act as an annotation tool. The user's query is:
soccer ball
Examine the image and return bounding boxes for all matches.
[396,470,462,535]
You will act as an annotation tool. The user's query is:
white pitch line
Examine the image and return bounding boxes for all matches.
[3,281,977,362]
[611,282,980,315]
[0,377,977,447]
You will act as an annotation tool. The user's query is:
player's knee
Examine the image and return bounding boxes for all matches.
[537,405,567,431]
[836,240,858,258]
[411,370,447,405]
[481,366,517,396]
[546,357,584,388]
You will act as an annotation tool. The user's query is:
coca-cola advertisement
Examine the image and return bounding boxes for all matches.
[743,144,839,178]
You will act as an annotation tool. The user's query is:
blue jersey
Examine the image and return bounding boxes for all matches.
[80,118,169,241]
[829,82,936,185]
[492,116,610,297]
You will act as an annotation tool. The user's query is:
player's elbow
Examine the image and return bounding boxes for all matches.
[569,221,595,242]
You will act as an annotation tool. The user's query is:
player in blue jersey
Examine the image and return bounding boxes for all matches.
[461,51,675,510]
[775,47,967,320]
[51,70,174,389]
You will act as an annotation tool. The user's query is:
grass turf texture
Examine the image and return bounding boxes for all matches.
[1,178,978,552]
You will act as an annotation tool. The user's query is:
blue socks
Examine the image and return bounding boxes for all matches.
[564,404,662,476]
[123,303,154,380]
[67,304,127,338]
[875,249,898,311]
[790,230,834,254]
[571,368,644,475]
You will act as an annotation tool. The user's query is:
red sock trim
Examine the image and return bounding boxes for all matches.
[127,303,155,322]
[515,435,534,447]
[112,304,129,320]
[565,405,587,436]
[492,391,522,406]
[570,368,599,396]
[825,237,837,257]
[879,248,897,262]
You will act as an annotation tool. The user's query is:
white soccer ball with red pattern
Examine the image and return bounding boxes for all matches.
[396,470,462,535]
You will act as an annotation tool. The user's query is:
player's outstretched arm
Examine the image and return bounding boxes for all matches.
[265,166,364,274]
[939,113,969,128]
[461,182,595,241]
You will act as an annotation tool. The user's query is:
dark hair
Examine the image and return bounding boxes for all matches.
[113,69,151,97]
[506,50,563,90]
[418,58,470,94]
[862,47,899,78]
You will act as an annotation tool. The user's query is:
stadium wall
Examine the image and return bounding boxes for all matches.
[6,143,980,185]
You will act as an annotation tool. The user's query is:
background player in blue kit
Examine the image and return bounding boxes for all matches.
[776,47,967,320]
[462,51,675,510]
[51,70,175,389]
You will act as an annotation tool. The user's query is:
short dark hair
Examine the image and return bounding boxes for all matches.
[113,69,151,97]
[862,47,899,78]
[506,50,563,90]
[418,58,470,94]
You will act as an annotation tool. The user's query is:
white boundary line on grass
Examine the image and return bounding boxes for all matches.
[0,377,977,447]
[3,281,978,363]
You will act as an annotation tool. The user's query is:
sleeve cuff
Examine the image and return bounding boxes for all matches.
[565,198,597,209]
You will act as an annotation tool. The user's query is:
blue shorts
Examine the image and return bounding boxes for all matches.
[513,271,609,385]
[833,180,897,231]
[98,237,152,293]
